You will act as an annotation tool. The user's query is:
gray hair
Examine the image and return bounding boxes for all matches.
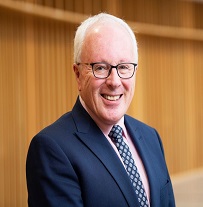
[73,13,138,63]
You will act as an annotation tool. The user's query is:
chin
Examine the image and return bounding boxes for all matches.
[104,113,123,124]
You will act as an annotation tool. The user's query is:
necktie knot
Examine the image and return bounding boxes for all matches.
[108,125,123,142]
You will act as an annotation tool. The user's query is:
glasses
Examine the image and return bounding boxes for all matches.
[77,62,137,79]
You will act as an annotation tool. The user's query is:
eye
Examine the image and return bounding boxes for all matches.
[93,64,108,72]
[118,64,129,70]
[117,64,131,74]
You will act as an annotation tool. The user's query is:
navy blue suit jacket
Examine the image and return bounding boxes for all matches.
[26,98,175,207]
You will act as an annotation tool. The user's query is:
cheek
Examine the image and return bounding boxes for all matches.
[78,70,92,90]
[124,78,135,92]
[79,74,99,99]
[124,78,136,102]
[80,77,90,92]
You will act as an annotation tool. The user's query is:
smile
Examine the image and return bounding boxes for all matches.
[102,94,122,101]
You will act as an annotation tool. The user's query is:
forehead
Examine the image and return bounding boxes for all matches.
[86,21,132,42]
[81,22,136,62]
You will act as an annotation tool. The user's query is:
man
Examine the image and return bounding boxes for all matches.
[26,13,175,207]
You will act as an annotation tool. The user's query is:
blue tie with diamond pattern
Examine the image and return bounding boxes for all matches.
[108,125,149,207]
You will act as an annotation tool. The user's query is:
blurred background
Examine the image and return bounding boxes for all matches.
[0,0,203,206]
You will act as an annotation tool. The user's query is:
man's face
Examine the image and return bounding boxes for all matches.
[74,23,137,126]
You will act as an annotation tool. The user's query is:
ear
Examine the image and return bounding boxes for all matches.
[73,64,82,91]
[73,63,80,78]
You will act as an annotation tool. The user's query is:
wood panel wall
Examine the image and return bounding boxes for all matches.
[0,0,203,206]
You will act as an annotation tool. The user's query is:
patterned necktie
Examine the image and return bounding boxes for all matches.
[108,125,149,207]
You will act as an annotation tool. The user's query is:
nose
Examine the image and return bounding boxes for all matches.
[105,68,121,88]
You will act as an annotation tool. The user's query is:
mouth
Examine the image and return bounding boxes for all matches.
[101,94,122,101]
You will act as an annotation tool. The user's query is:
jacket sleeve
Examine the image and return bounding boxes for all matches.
[26,134,84,207]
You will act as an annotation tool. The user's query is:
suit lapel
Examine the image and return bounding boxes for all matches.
[71,99,139,206]
[125,116,163,207]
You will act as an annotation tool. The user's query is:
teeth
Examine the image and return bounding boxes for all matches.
[103,95,120,101]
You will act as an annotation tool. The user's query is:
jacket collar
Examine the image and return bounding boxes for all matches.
[125,117,166,207]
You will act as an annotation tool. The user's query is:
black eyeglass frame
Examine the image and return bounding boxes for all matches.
[77,62,137,79]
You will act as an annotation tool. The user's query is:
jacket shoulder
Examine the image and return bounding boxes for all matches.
[124,114,156,132]
[36,111,75,140]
